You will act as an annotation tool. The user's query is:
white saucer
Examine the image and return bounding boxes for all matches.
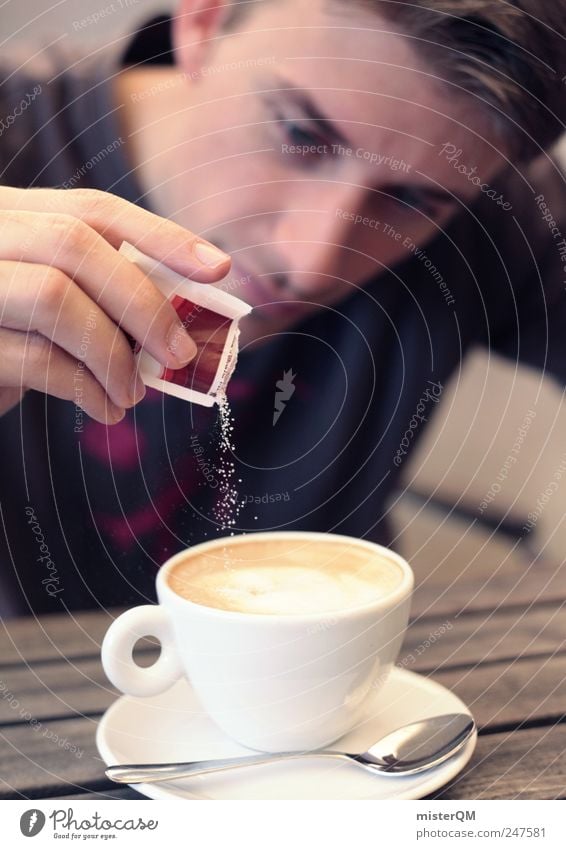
[96,668,476,800]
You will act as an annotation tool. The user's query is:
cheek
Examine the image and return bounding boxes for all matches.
[188,149,292,235]
[347,215,448,283]
[185,119,280,193]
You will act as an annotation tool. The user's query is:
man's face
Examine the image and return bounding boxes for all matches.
[140,0,507,345]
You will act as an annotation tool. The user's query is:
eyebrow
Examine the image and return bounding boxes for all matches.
[260,77,352,149]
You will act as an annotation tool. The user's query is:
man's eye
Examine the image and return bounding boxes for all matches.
[388,187,438,216]
[282,121,327,158]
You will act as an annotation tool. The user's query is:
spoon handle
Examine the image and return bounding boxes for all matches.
[106,751,348,784]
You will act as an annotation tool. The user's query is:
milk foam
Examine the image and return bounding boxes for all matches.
[168,540,402,615]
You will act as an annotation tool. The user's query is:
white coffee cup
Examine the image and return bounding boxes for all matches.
[101,531,413,752]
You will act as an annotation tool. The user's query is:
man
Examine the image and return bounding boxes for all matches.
[0,0,565,615]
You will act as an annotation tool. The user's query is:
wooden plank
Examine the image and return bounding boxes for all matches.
[0,645,159,724]
[0,610,119,665]
[431,656,566,730]
[401,603,566,670]
[0,657,119,724]
[432,724,566,800]
[393,495,566,617]
[411,550,566,620]
[0,716,108,800]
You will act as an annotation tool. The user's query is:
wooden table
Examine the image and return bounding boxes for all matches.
[1,539,566,800]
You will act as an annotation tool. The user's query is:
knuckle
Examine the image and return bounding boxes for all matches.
[0,329,13,368]
[69,187,112,214]
[138,285,170,325]
[37,268,72,313]
[49,214,94,258]
[108,341,133,377]
[23,331,51,373]
[110,333,135,368]
[70,188,119,226]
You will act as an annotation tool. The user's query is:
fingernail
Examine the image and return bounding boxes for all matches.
[194,240,230,269]
[167,321,197,364]
[130,371,146,405]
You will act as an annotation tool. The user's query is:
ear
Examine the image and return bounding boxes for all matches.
[172,0,235,75]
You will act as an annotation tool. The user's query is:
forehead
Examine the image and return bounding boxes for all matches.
[240,0,505,190]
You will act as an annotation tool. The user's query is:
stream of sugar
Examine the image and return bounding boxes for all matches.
[211,393,242,534]
[209,393,243,569]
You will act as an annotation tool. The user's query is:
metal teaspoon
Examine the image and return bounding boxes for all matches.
[105,712,475,784]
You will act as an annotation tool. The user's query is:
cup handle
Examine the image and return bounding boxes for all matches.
[101,606,184,697]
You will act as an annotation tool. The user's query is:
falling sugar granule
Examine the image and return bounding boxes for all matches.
[211,392,242,534]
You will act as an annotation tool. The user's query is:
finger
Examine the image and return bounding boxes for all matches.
[0,212,198,369]
[0,387,25,418]
[0,261,145,409]
[0,186,231,282]
[0,326,125,425]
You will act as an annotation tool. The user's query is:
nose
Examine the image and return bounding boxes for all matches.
[272,181,374,295]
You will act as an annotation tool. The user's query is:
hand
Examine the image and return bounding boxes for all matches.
[0,187,231,423]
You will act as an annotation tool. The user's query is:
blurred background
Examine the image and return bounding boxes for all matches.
[2,0,171,46]
[3,0,566,588]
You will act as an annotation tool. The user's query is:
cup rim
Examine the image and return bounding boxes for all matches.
[156,531,414,622]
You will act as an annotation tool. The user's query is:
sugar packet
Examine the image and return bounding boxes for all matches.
[119,241,252,407]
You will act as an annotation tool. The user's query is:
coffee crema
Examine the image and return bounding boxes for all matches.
[167,538,403,615]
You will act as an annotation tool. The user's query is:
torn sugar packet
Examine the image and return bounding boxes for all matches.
[119,241,252,407]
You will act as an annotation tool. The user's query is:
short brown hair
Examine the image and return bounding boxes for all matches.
[367,0,566,160]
